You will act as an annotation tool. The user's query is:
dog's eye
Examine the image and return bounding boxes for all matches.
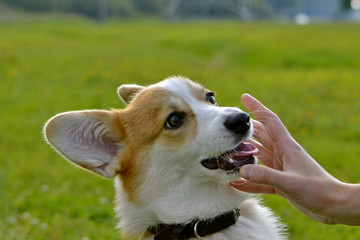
[208,96,216,105]
[165,113,185,130]
[206,92,217,106]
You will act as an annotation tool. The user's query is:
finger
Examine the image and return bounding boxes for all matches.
[229,179,276,194]
[239,164,287,190]
[247,139,274,167]
[251,120,273,151]
[248,138,266,152]
[241,94,291,141]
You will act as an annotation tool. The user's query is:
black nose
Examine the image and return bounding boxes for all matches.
[224,112,250,135]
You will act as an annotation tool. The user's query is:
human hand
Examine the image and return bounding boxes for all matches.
[230,94,360,225]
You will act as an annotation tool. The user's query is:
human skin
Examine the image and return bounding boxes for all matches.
[230,94,360,225]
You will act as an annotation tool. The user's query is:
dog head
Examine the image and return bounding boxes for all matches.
[44,76,258,234]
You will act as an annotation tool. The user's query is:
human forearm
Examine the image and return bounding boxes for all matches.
[328,183,360,225]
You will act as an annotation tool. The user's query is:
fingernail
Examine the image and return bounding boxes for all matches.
[242,93,253,99]
[240,165,253,179]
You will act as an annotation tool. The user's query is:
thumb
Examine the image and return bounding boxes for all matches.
[240,164,286,189]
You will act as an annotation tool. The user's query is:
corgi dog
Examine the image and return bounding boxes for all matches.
[44,76,286,240]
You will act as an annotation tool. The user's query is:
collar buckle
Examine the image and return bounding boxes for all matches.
[232,208,241,223]
[193,220,203,239]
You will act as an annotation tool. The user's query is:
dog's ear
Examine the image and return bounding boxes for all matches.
[118,84,145,105]
[44,110,122,178]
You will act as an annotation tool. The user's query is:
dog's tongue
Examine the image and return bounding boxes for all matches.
[201,142,259,171]
[230,142,259,161]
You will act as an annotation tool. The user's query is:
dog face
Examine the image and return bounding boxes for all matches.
[44,76,258,223]
[143,77,257,182]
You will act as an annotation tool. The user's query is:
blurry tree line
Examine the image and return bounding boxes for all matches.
[0,0,353,20]
[1,0,166,19]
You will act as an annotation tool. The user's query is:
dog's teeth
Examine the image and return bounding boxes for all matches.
[229,158,235,163]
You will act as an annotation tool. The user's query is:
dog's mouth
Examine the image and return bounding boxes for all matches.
[201,142,259,173]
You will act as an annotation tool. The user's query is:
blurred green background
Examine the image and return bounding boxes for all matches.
[1,7,360,240]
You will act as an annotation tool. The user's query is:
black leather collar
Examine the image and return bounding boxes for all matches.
[148,208,240,240]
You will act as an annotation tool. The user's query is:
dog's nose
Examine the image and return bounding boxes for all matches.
[224,112,250,135]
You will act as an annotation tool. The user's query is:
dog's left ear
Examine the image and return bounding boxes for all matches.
[118,84,145,105]
[44,110,122,178]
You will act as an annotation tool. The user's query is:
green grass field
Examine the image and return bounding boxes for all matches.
[1,16,360,239]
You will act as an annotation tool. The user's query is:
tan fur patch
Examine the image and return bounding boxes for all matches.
[138,230,154,240]
[115,87,197,202]
[120,229,153,240]
[121,230,141,240]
